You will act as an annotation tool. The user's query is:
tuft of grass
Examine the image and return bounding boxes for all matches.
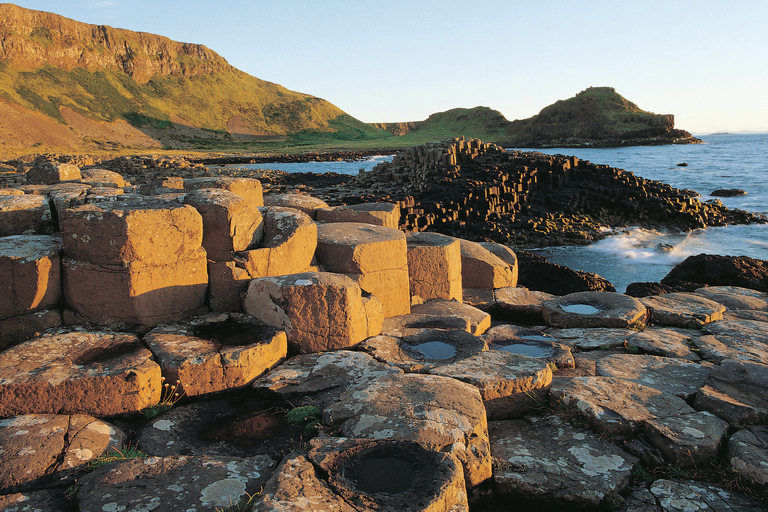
[215,491,260,512]
[86,443,148,471]
[142,377,185,420]
[285,405,322,436]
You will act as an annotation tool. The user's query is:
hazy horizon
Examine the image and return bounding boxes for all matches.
[7,1,768,134]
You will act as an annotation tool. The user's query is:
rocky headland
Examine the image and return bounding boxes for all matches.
[1,144,768,511]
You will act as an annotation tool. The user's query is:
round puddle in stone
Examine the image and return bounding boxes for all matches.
[498,343,553,358]
[200,408,289,447]
[410,341,456,360]
[560,304,603,315]
[193,317,277,347]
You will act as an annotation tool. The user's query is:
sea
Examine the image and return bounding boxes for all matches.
[225,134,768,292]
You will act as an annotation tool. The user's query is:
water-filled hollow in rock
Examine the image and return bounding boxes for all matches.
[411,341,457,360]
[560,304,603,315]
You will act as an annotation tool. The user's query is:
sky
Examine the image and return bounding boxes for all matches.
[8,1,768,134]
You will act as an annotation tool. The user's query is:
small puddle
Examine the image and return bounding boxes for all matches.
[411,341,456,360]
[194,318,276,347]
[344,455,415,494]
[498,343,551,358]
[561,304,602,315]
[200,410,287,447]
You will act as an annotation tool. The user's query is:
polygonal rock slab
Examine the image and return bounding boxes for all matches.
[625,328,702,360]
[640,292,726,328]
[77,454,275,512]
[253,350,403,408]
[183,177,263,207]
[596,354,711,399]
[243,272,381,353]
[411,299,491,336]
[491,286,556,323]
[431,350,553,420]
[694,334,768,365]
[59,198,203,266]
[0,330,161,417]
[307,437,469,511]
[479,241,519,288]
[0,414,125,493]
[316,202,400,228]
[62,250,208,328]
[316,222,409,318]
[482,324,574,369]
[648,479,766,512]
[235,207,317,278]
[0,195,54,237]
[381,312,472,338]
[704,317,768,343]
[546,327,634,350]
[543,291,648,329]
[144,313,287,397]
[0,235,61,320]
[728,425,768,490]
[323,373,491,487]
[406,232,462,302]
[490,414,637,508]
[694,286,768,311]
[184,188,263,261]
[644,411,729,467]
[694,359,768,424]
[26,161,81,185]
[79,168,129,188]
[0,309,62,351]
[263,193,329,219]
[458,239,516,289]
[551,376,695,437]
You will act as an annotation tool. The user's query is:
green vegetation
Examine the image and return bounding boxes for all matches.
[285,405,322,435]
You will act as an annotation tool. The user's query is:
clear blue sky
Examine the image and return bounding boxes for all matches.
[10,1,768,133]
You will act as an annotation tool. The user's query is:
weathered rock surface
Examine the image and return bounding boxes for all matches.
[459,239,516,290]
[406,232,462,301]
[0,309,62,350]
[728,425,768,490]
[317,202,400,228]
[77,454,275,512]
[0,330,161,417]
[625,327,702,360]
[243,272,382,353]
[640,292,726,327]
[643,411,728,467]
[263,193,329,219]
[183,177,264,207]
[595,354,711,399]
[694,285,768,310]
[546,327,633,350]
[704,317,768,343]
[79,168,129,188]
[489,286,555,323]
[0,414,124,493]
[481,324,575,369]
[647,479,766,511]
[662,254,768,292]
[694,334,768,365]
[25,161,81,185]
[490,414,637,507]
[0,235,61,320]
[543,291,648,329]
[410,300,491,336]
[695,359,768,424]
[0,489,73,512]
[0,194,54,237]
[324,373,492,487]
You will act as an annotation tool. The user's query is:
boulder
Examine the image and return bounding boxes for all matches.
[662,254,768,292]
[183,177,263,207]
[323,373,492,487]
[0,329,162,417]
[405,232,462,301]
[235,207,317,278]
[0,414,125,493]
[542,291,648,329]
[458,239,516,289]
[0,195,54,236]
[25,161,81,185]
[62,250,209,328]
[639,292,726,328]
[694,359,768,424]
[263,193,329,219]
[316,202,400,228]
[625,281,679,297]
[517,250,615,295]
[490,415,637,508]
[243,272,381,353]
[183,188,263,261]
[711,189,748,197]
[0,235,61,320]
[59,198,203,267]
[77,455,275,512]
[143,313,287,396]
[316,222,409,317]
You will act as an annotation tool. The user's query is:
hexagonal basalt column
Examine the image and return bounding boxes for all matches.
[406,232,462,302]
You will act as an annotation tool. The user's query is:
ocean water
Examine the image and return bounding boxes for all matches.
[517,134,768,291]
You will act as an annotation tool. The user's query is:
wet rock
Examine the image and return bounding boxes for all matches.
[263,193,329,219]
[324,373,492,487]
[712,189,748,197]
[639,292,726,327]
[431,350,553,419]
[0,414,124,493]
[0,329,161,417]
[596,354,711,399]
[695,359,768,424]
[0,195,54,237]
[648,479,766,511]
[543,291,648,329]
[317,202,400,228]
[644,411,728,467]
[307,437,469,511]
[243,272,381,353]
[517,250,615,295]
[0,235,61,320]
[625,327,702,360]
[625,281,679,297]
[406,232,462,302]
[489,414,637,508]
[144,313,287,397]
[482,324,574,369]
[316,222,409,317]
[728,425,768,490]
[77,454,275,512]
[410,300,491,336]
[662,254,768,293]
[694,286,768,310]
[459,239,516,290]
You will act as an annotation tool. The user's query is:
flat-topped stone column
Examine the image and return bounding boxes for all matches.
[406,232,462,301]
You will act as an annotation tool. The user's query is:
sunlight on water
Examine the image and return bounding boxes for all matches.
[412,341,456,360]
[560,304,602,315]
[498,344,550,358]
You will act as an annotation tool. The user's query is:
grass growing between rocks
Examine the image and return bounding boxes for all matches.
[215,491,260,512]
[141,377,185,420]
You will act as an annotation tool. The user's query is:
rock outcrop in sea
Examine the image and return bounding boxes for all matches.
[1,144,767,510]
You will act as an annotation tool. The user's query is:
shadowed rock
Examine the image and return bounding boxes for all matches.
[406,232,462,302]
[728,426,768,490]
[662,254,768,292]
[695,359,768,424]
[0,194,54,236]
